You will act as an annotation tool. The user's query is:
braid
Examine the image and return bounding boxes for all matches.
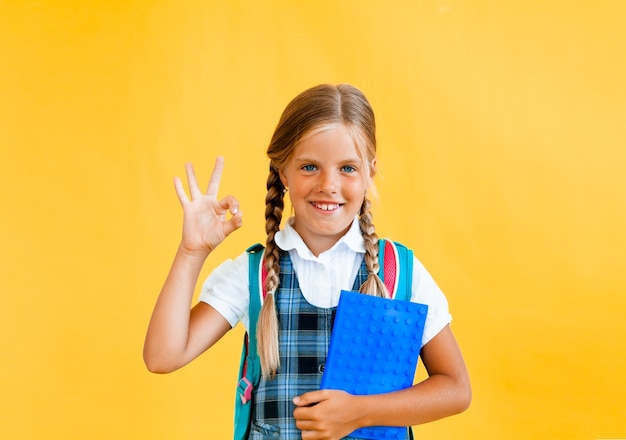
[358,197,389,298]
[257,166,285,379]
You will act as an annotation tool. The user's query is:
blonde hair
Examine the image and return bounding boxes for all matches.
[258,84,388,378]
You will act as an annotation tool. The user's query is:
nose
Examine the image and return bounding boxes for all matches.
[317,170,338,193]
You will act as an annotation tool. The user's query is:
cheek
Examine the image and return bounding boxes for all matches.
[346,179,367,199]
[356,174,369,191]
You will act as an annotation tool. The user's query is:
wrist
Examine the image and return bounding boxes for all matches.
[177,244,210,261]
[351,394,375,431]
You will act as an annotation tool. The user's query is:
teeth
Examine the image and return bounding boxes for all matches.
[313,202,339,211]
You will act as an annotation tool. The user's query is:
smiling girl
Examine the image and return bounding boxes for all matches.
[143,84,471,440]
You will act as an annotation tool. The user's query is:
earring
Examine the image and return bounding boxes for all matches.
[283,187,288,194]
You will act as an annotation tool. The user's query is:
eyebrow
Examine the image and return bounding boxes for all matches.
[292,156,362,164]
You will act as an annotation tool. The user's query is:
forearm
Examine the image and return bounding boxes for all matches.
[294,367,470,439]
[143,245,208,372]
[355,326,471,428]
[295,326,470,438]
[355,372,471,428]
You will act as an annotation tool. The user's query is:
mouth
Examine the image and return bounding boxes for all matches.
[311,202,342,212]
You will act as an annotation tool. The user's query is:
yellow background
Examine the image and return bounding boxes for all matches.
[1,1,625,439]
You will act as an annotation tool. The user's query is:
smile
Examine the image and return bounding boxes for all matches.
[311,202,341,211]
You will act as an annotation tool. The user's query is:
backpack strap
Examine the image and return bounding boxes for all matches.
[377,238,415,440]
[243,243,265,393]
[378,238,413,301]
[233,244,264,440]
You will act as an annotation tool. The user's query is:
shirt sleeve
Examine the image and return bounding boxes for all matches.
[198,251,251,332]
[410,256,452,346]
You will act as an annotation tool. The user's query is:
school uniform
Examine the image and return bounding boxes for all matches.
[200,217,451,439]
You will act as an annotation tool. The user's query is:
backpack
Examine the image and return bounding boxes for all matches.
[233,239,414,440]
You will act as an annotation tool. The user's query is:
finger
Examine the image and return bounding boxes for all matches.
[295,418,316,431]
[293,406,314,423]
[294,416,317,435]
[299,428,322,440]
[219,194,242,233]
[185,163,203,199]
[300,431,313,440]
[173,176,189,205]
[206,156,225,197]
[218,195,240,216]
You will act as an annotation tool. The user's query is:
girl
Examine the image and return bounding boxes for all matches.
[143,84,471,440]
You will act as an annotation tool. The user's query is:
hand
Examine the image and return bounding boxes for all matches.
[293,390,363,440]
[173,157,242,257]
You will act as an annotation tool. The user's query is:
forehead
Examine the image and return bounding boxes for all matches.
[294,124,364,157]
[292,125,360,160]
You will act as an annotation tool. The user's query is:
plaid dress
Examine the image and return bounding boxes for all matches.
[248,253,410,440]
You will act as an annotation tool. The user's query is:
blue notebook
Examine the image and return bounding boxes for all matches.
[321,290,428,440]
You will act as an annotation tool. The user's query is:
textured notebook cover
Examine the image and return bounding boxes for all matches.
[320,290,428,440]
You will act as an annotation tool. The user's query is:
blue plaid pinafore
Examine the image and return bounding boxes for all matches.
[247,253,411,440]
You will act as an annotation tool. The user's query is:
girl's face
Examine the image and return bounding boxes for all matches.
[279,125,374,256]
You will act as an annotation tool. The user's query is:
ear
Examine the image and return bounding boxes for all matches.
[278,168,288,189]
[369,157,377,177]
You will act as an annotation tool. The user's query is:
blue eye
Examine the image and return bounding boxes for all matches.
[341,165,356,173]
[302,164,317,171]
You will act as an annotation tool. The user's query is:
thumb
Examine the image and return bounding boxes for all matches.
[293,390,326,407]
[222,210,243,237]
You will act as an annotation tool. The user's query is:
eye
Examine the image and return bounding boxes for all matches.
[301,164,317,171]
[341,165,357,173]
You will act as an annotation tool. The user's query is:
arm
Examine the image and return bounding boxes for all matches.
[143,157,243,373]
[293,325,471,439]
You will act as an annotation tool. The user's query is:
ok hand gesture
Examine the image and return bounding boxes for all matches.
[174,157,243,257]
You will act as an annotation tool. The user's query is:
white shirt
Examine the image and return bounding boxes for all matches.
[199,217,451,346]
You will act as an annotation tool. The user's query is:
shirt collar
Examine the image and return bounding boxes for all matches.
[275,216,365,260]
